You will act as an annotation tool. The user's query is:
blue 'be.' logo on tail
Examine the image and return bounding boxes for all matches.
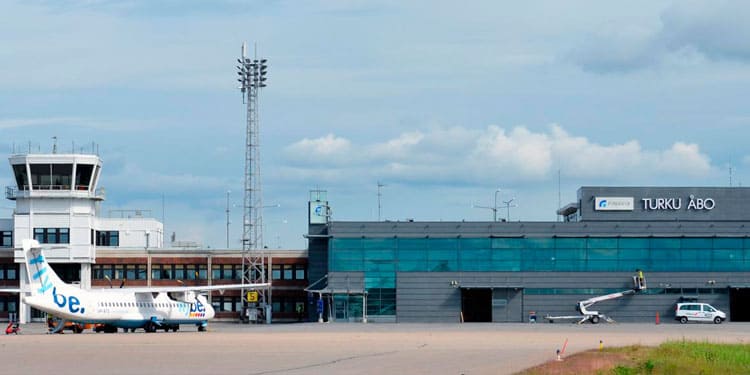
[52,287,85,314]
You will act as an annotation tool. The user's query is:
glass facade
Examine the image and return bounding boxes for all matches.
[330,237,750,316]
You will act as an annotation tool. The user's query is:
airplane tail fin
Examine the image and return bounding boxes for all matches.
[22,239,65,296]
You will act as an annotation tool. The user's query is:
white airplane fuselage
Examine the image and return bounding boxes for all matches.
[16,239,266,331]
[23,285,215,328]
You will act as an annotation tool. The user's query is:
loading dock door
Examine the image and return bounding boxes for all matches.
[492,288,523,322]
[729,288,750,322]
[461,288,492,322]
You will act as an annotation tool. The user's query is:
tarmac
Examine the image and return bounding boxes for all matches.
[1,321,749,375]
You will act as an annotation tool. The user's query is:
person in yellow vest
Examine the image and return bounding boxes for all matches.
[636,269,645,290]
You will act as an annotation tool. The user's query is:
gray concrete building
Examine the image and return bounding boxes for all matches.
[307,187,750,323]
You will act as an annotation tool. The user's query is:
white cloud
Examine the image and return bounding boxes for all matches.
[281,124,716,186]
[284,134,354,166]
[569,1,750,73]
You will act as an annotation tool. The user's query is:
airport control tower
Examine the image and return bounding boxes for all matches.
[4,151,163,323]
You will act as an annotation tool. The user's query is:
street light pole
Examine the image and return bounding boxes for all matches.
[503,198,516,222]
[473,188,501,221]
[377,181,386,221]
[226,190,231,249]
[493,189,501,222]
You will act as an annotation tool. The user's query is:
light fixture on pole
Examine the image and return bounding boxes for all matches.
[226,190,231,249]
[502,198,517,222]
[472,188,501,221]
[493,189,501,222]
[377,181,386,221]
[237,41,270,322]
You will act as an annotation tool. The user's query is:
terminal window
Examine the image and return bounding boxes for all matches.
[331,236,750,273]
[0,264,18,280]
[0,296,18,313]
[95,231,119,247]
[33,228,69,244]
[93,264,146,280]
[271,264,306,280]
[0,231,11,247]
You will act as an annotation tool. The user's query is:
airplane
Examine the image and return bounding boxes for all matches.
[16,239,269,333]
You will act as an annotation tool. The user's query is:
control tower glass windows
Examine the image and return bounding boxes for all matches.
[75,164,94,190]
[29,164,73,190]
[12,165,28,190]
[33,228,70,244]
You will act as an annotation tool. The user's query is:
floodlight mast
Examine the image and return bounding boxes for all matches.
[237,41,270,323]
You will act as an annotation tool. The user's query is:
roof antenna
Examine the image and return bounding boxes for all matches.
[377,181,387,221]
[52,136,57,154]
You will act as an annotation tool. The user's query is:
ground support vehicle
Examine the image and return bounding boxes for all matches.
[545,271,646,324]
[675,303,726,324]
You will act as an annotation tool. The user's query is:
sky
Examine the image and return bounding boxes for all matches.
[1,0,750,250]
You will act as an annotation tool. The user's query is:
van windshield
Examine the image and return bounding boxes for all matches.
[703,305,715,312]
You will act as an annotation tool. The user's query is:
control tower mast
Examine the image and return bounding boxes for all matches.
[236,42,270,323]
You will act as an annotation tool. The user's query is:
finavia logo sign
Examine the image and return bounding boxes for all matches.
[594,197,634,211]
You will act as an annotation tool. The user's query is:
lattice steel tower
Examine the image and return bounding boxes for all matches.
[236,42,269,322]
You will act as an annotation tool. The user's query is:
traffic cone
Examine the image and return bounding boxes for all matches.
[655,311,660,325]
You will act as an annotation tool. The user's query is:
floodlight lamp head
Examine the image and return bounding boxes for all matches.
[260,59,267,63]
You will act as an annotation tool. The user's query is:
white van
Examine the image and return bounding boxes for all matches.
[675,303,726,324]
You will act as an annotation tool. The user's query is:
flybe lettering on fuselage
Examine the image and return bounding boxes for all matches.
[52,287,85,314]
[190,299,206,318]
[30,254,53,294]
[176,299,206,318]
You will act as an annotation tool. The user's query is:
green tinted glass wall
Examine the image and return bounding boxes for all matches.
[330,237,750,273]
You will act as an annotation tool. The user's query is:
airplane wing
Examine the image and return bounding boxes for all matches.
[92,283,270,294]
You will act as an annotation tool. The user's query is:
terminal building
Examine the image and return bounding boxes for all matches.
[307,187,750,323]
[3,150,748,325]
[0,151,308,324]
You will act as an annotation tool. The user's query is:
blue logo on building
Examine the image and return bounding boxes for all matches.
[598,200,608,208]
